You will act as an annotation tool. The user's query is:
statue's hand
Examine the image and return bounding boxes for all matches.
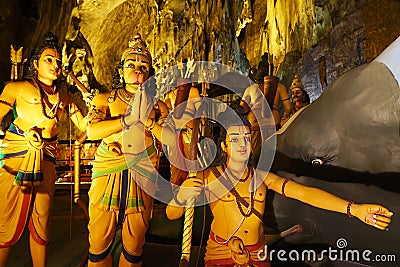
[145,116,156,131]
[352,204,393,230]
[175,178,203,204]
[82,92,93,107]
[123,89,154,127]
[122,105,139,128]
[136,88,154,124]
[82,89,99,107]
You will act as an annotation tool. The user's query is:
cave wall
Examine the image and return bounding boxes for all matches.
[82,0,400,96]
[1,0,400,110]
[243,0,400,100]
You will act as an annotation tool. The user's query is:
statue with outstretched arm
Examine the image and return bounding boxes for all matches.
[166,104,393,267]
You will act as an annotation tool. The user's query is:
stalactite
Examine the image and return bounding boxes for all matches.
[2,0,399,98]
[236,0,252,38]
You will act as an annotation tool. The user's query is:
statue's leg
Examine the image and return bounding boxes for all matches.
[88,254,112,267]
[0,247,11,267]
[119,195,153,267]
[119,252,141,267]
[118,211,146,267]
[87,177,117,267]
[29,234,47,267]
[0,157,32,267]
[28,160,56,267]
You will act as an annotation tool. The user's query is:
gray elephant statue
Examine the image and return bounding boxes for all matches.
[260,37,400,266]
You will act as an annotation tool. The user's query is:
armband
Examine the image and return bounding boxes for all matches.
[121,115,131,130]
[0,99,13,109]
[347,200,355,218]
[282,178,293,198]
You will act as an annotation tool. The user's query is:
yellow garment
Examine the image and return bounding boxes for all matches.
[88,186,153,258]
[91,141,157,213]
[1,130,56,186]
[204,233,269,267]
[0,130,57,247]
[88,140,157,257]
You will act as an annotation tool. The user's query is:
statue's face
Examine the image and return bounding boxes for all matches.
[224,125,252,164]
[35,48,61,84]
[122,53,151,86]
[291,87,303,103]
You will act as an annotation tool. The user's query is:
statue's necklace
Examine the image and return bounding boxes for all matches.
[34,79,60,120]
[223,164,255,217]
[117,89,134,105]
[225,164,252,182]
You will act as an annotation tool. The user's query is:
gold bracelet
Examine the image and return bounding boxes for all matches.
[347,200,355,218]
[120,115,130,130]
[282,178,293,198]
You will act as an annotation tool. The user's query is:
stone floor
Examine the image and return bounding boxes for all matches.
[5,187,382,267]
[7,189,89,267]
[6,188,207,267]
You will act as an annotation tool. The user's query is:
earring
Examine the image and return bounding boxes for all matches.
[119,76,123,84]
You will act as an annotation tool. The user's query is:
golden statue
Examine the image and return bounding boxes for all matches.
[0,32,87,266]
[280,75,311,127]
[166,105,393,266]
[290,75,310,112]
[85,33,173,267]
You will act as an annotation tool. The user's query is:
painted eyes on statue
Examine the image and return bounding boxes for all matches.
[228,136,251,143]
[44,57,62,67]
[125,63,135,69]
[292,90,302,96]
[124,63,149,72]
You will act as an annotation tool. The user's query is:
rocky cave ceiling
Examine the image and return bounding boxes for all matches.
[1,0,400,99]
[66,0,342,89]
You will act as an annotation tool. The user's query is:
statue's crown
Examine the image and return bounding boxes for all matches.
[290,75,304,90]
[121,33,152,64]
